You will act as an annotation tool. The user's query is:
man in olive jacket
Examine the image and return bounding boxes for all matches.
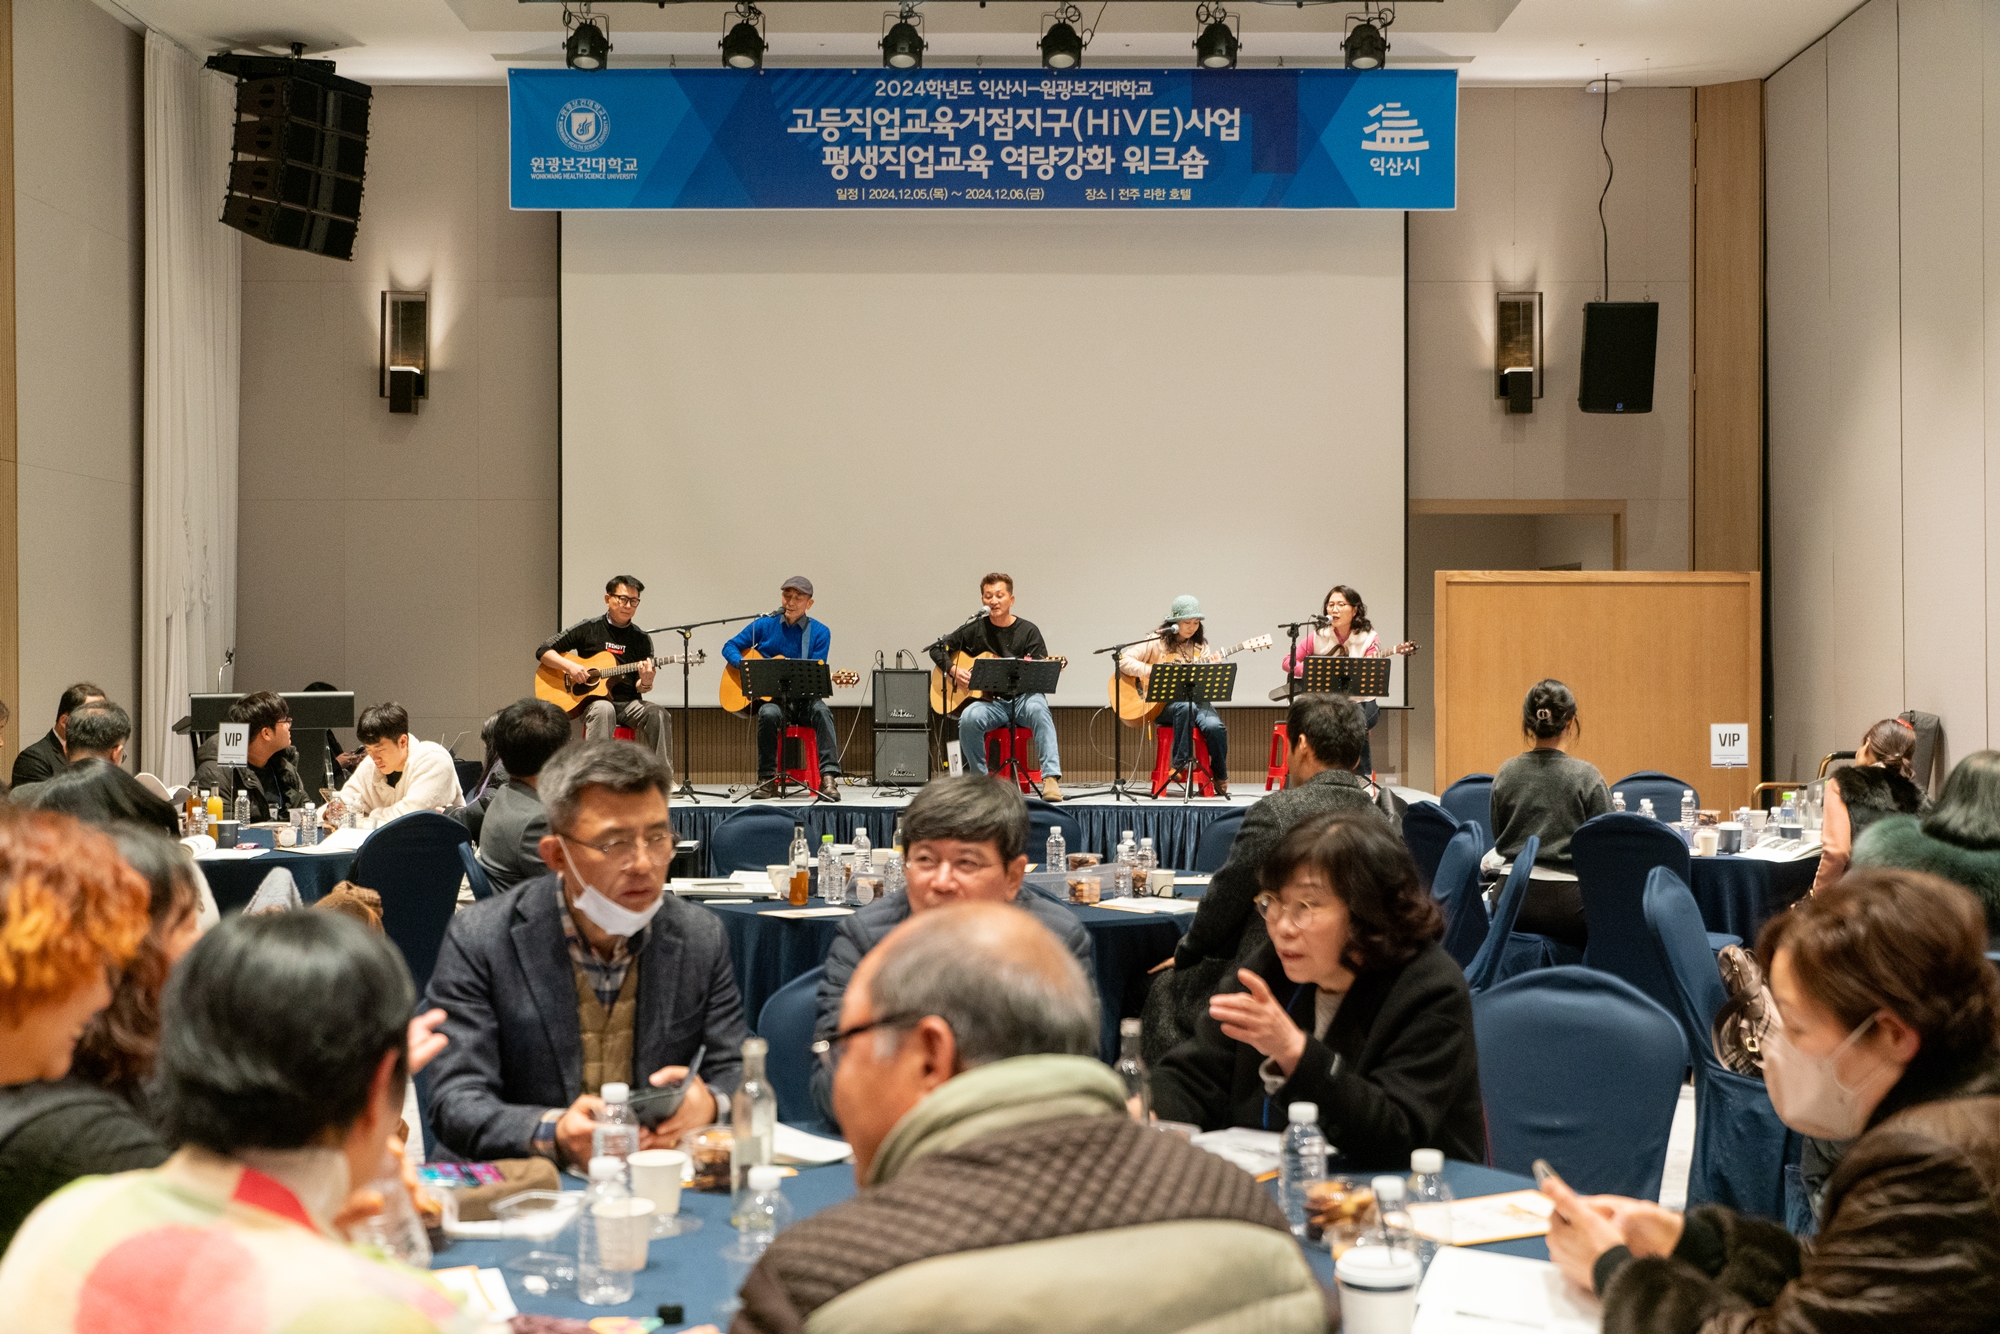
[733,903,1332,1334]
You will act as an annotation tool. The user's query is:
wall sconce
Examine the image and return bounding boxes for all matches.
[1496,291,1543,414]
[380,290,428,414]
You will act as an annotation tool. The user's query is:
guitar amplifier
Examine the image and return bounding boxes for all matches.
[873,728,930,786]
[873,670,930,728]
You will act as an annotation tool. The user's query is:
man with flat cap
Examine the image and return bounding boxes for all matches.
[723,576,843,799]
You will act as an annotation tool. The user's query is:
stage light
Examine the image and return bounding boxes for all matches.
[1343,17,1387,70]
[882,5,925,69]
[1193,4,1239,69]
[721,2,766,69]
[562,3,610,70]
[1040,3,1086,69]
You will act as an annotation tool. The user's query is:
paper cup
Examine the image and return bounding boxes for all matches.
[1694,828,1719,857]
[1716,823,1744,854]
[1148,869,1177,896]
[1334,1245,1421,1333]
[629,1148,687,1236]
[589,1196,654,1270]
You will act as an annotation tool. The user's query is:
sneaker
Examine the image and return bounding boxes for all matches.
[820,772,843,802]
[1040,777,1064,802]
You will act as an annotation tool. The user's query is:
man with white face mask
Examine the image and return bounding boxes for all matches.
[1538,868,2000,1334]
[422,740,749,1165]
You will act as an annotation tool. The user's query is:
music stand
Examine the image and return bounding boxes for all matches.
[965,658,1063,789]
[1145,662,1236,802]
[1299,655,1391,700]
[735,658,836,803]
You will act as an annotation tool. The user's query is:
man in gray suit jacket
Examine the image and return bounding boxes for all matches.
[472,698,572,894]
[425,740,749,1165]
[1142,694,1395,1063]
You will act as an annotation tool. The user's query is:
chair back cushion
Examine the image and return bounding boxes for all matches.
[711,808,805,874]
[1402,801,1460,889]
[1609,771,1700,819]
[1572,812,1693,1017]
[1471,966,1688,1198]
[351,812,474,996]
[458,842,497,901]
[1434,829,1489,969]
[1466,836,1537,992]
[1440,775,1495,845]
[756,965,828,1132]
[1024,799,1084,864]
[1194,810,1246,874]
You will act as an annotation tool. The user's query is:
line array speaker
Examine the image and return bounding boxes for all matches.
[208,55,372,262]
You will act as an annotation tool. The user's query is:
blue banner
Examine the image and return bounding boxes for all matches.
[509,68,1454,210]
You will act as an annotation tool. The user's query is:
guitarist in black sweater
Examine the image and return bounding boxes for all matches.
[930,573,1064,801]
[535,575,671,769]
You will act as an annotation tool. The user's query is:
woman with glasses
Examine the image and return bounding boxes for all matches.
[1150,812,1485,1170]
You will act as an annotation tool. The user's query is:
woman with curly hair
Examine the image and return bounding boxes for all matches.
[1151,811,1485,1169]
[0,811,153,1248]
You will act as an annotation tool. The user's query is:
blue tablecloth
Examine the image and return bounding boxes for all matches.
[199,848,359,912]
[671,796,1244,875]
[432,1157,1544,1326]
[701,887,1190,1058]
[1689,853,1819,941]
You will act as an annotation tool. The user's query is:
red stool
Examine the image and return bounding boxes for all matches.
[613,726,636,741]
[1266,723,1290,791]
[1152,726,1216,797]
[983,727,1042,793]
[782,726,822,793]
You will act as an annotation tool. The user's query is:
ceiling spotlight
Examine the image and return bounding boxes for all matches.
[1193,4,1239,69]
[721,2,766,70]
[1343,10,1389,70]
[1040,3,1086,69]
[563,4,610,71]
[882,6,925,70]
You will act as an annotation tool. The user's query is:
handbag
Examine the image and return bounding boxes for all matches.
[1711,944,1771,1077]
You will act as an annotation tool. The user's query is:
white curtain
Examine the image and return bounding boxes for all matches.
[141,32,240,785]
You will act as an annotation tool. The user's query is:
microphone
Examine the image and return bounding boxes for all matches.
[1310,615,1332,628]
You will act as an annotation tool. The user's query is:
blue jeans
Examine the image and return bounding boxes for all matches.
[959,694,1060,778]
[1159,702,1228,781]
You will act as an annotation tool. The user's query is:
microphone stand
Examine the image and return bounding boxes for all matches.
[644,610,766,801]
[1274,615,1329,791]
[1088,631,1162,803]
[924,610,987,774]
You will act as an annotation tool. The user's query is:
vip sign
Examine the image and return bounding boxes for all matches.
[1710,724,1749,769]
[217,722,251,766]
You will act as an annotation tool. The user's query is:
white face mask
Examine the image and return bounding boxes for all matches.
[1760,1012,1896,1140]
[560,838,664,938]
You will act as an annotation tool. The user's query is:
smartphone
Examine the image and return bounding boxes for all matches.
[416,1162,506,1188]
[629,1078,691,1130]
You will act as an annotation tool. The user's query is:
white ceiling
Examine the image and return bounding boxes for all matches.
[101,0,1862,88]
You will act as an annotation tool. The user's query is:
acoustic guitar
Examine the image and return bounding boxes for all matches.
[535,650,705,714]
[1110,634,1275,726]
[929,651,1070,717]
[719,648,862,716]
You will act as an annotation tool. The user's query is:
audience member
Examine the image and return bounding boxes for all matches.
[470,697,570,895]
[192,690,307,822]
[10,682,103,790]
[0,910,472,1330]
[454,710,506,841]
[809,775,1095,1124]
[734,903,1331,1334]
[1547,869,2000,1332]
[333,701,465,824]
[11,702,131,807]
[1488,679,1611,950]
[1811,717,1925,895]
[425,740,746,1163]
[1143,693,1390,1063]
[1152,812,1485,1169]
[1853,749,2000,941]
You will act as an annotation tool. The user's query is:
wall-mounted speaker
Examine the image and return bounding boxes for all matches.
[208,54,371,262]
[1578,301,1659,414]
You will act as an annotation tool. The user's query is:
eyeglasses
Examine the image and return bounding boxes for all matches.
[1253,893,1335,931]
[904,849,1003,878]
[564,829,675,868]
[810,1012,924,1069]
[608,594,641,607]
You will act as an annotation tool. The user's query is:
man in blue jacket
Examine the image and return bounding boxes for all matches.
[423,739,749,1164]
[724,575,842,798]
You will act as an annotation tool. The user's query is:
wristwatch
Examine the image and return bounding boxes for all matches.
[531,1107,562,1160]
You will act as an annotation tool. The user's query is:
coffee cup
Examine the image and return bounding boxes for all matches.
[1716,823,1743,854]
[629,1148,690,1237]
[1694,827,1720,857]
[1148,869,1176,897]
[589,1195,654,1270]
[1334,1245,1422,1333]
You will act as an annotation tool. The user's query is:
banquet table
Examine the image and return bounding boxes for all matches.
[432,1156,1547,1328]
[1687,851,1819,941]
[197,846,359,912]
[700,881,1190,1059]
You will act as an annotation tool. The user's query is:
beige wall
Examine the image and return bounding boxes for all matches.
[235,86,558,755]
[13,0,141,745]
[1767,0,2000,785]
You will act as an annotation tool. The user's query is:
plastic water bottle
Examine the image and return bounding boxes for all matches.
[1612,790,1626,813]
[351,1175,433,1267]
[851,823,872,874]
[1136,836,1157,894]
[731,1037,776,1222]
[592,1082,640,1169]
[1045,824,1066,876]
[819,834,843,905]
[233,790,251,826]
[1113,830,1137,898]
[1406,1148,1453,1272]
[1371,1175,1418,1253]
[301,804,319,845]
[1280,1102,1328,1238]
[882,848,905,899]
[730,1164,792,1260]
[1115,1017,1151,1123]
[1680,789,1697,832]
[577,1157,638,1305]
[1639,798,1656,820]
